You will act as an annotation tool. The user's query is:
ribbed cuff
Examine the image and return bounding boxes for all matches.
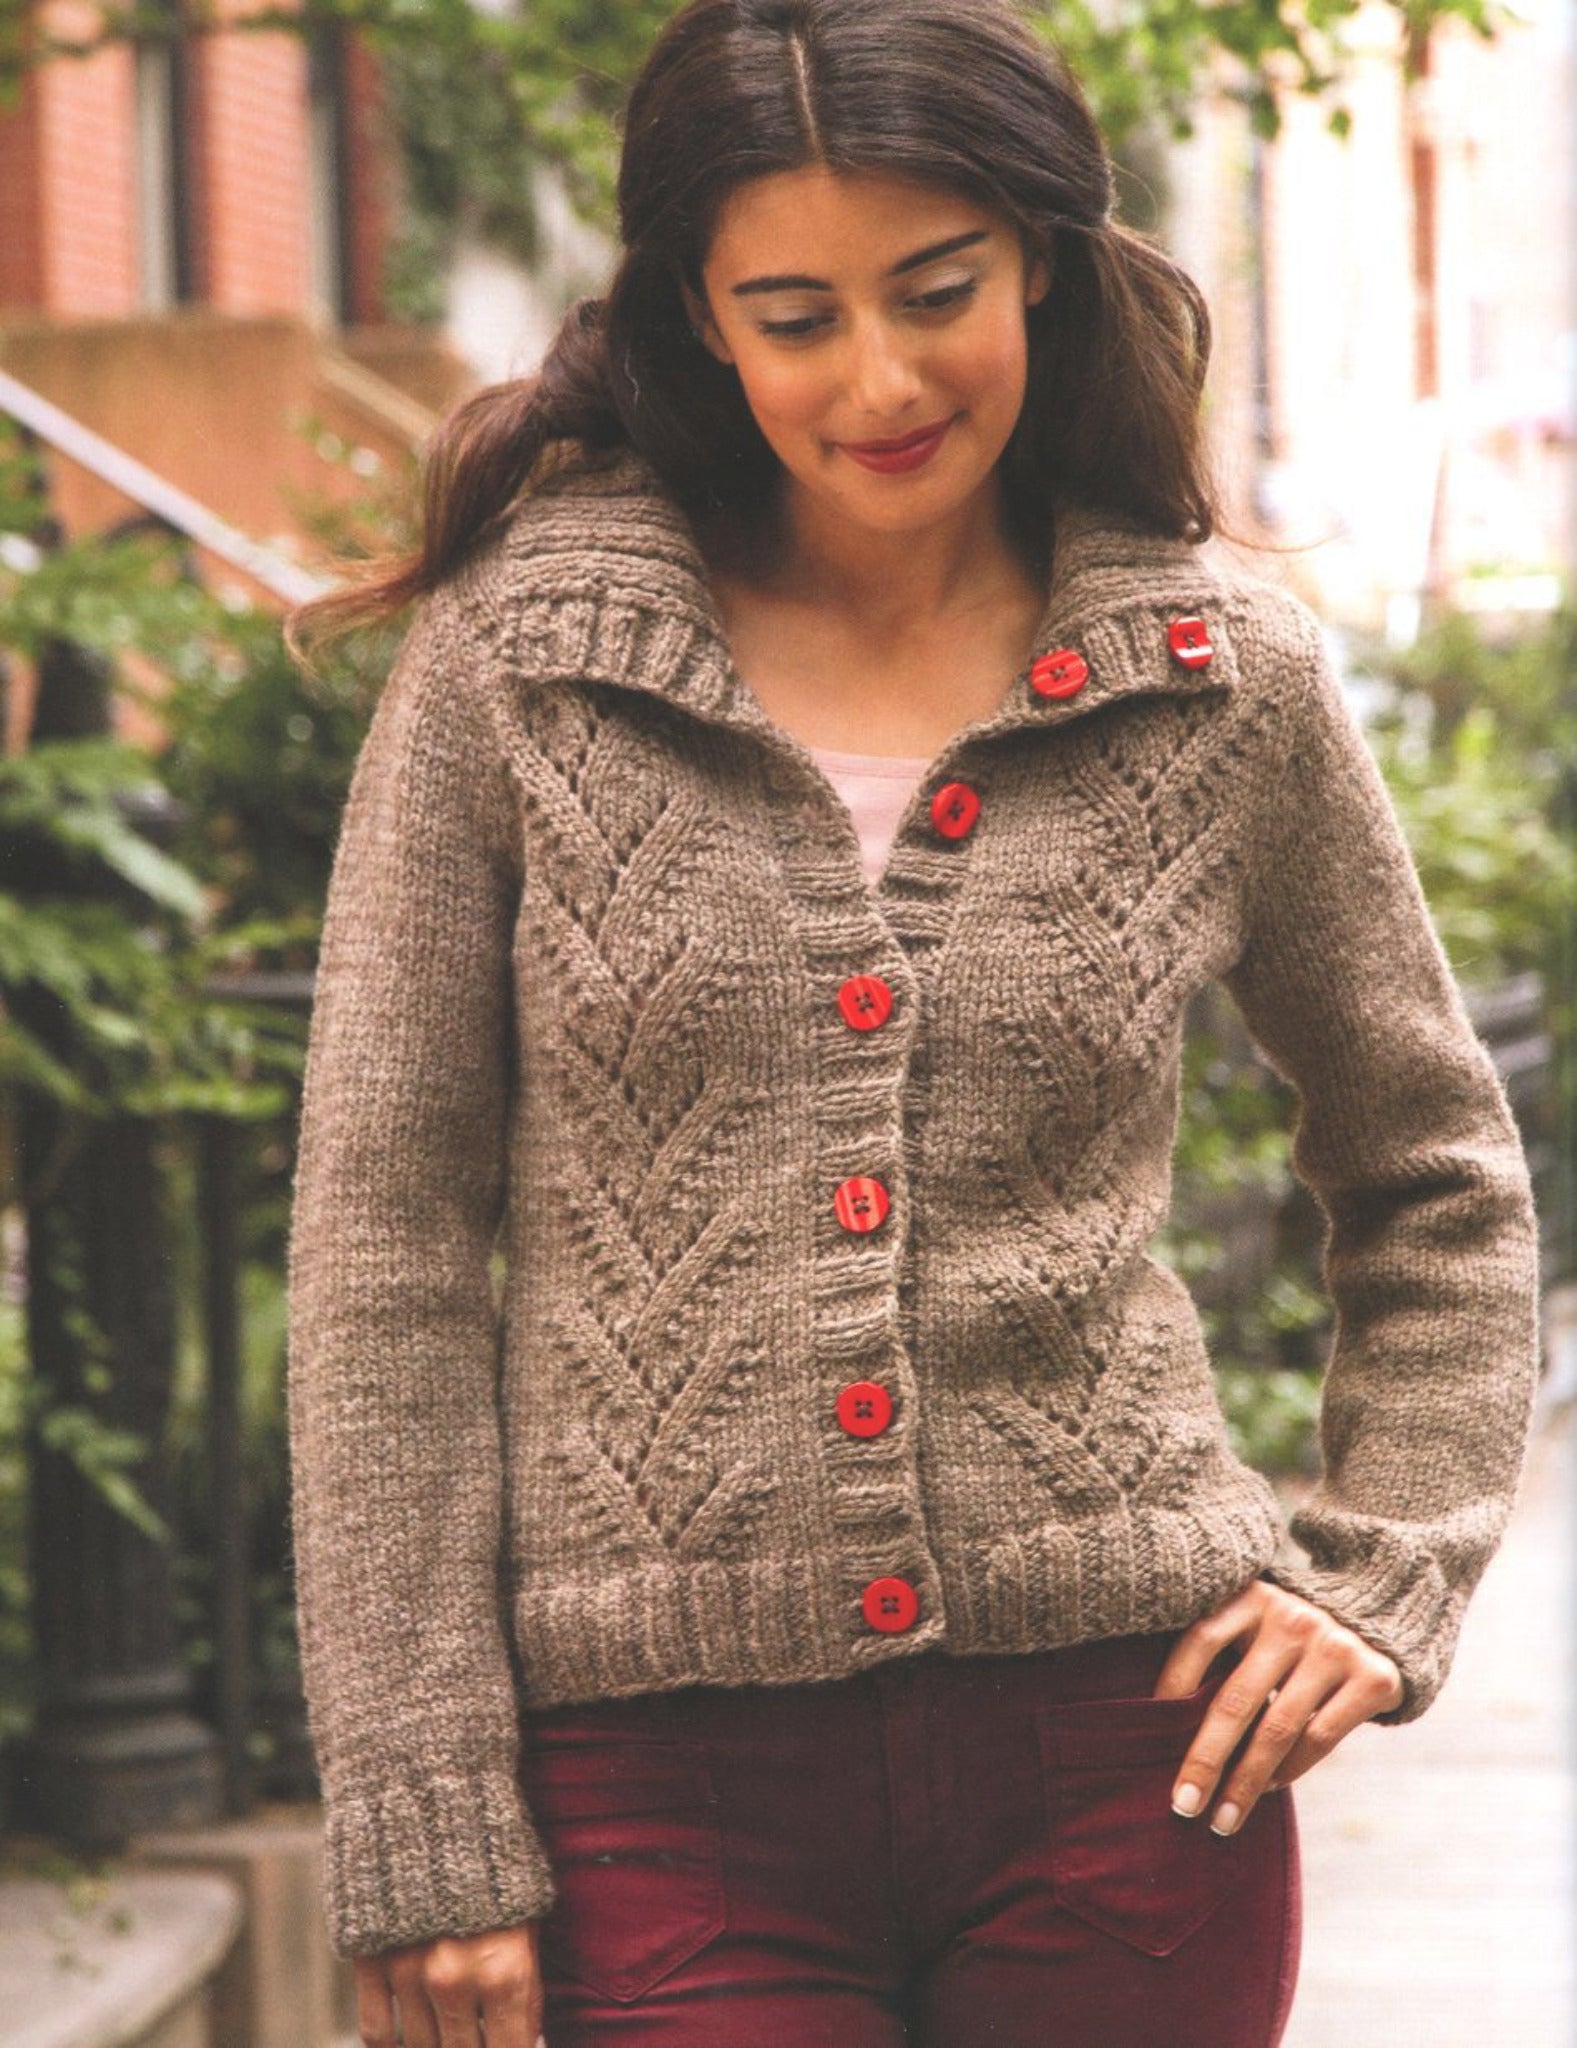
[1256,1555,1461,1727]
[321,1765,559,1958]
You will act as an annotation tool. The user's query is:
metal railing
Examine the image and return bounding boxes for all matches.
[0,365,327,606]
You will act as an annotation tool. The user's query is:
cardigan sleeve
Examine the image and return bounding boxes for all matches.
[286,598,558,1955]
[1220,594,1542,1726]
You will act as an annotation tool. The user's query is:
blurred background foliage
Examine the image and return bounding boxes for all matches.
[0,418,403,1753]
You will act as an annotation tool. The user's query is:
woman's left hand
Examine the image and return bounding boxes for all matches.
[1152,1577,1406,1836]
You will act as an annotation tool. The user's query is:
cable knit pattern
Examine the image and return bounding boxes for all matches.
[286,442,1542,1957]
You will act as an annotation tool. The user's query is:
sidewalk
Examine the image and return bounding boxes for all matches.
[1281,1393,1575,2048]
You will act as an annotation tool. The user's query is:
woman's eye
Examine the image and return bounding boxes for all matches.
[759,278,979,340]
[759,313,832,339]
[912,280,978,313]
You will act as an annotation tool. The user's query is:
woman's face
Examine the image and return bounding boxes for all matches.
[682,165,1051,536]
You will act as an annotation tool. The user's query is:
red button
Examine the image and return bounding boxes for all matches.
[833,1176,890,1233]
[1167,615,1213,669]
[862,1576,920,1632]
[1030,648,1089,698]
[836,1380,894,1437]
[930,781,980,840]
[837,975,893,1031]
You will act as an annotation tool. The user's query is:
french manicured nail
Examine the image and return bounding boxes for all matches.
[1210,1801,1241,1836]
[1171,1783,1202,1817]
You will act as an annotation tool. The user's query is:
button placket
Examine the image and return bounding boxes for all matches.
[762,738,961,1658]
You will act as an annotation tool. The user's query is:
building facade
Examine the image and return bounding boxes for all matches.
[1170,0,1572,634]
[0,0,467,566]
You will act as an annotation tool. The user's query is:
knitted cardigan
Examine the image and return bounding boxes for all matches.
[286,442,1542,1958]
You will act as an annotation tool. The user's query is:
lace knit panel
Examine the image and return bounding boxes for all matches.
[503,688,800,1583]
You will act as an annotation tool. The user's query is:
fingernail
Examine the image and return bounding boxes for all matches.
[1210,1801,1241,1836]
[1171,1783,1202,1817]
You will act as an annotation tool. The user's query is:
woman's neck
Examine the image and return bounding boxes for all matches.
[695,467,1051,639]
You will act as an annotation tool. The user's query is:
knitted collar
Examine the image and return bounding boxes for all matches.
[487,442,1242,749]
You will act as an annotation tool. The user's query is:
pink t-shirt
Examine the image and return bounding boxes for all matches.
[807,742,934,888]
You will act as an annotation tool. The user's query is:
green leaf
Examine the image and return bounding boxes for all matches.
[47,809,210,923]
[35,1407,170,1545]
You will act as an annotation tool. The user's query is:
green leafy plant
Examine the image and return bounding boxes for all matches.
[0,418,394,1746]
[1358,607,1577,1278]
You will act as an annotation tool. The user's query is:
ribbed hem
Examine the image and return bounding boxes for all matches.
[509,1553,938,1708]
[945,1484,1289,1653]
[505,1490,1296,1714]
[322,1765,558,1959]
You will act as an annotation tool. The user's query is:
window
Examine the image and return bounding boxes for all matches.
[307,25,354,326]
[134,5,196,309]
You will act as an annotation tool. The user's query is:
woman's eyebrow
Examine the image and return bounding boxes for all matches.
[729,228,990,296]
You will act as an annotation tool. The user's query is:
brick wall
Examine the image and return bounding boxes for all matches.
[40,33,140,314]
[0,1,388,323]
[195,21,313,315]
[342,31,391,327]
[0,77,44,310]
[0,2,144,317]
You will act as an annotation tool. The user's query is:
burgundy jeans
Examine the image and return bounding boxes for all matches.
[518,1629,1301,2047]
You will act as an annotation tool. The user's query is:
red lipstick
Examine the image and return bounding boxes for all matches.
[840,416,956,474]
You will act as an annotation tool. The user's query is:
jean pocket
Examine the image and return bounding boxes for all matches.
[520,1734,727,2004]
[1034,1671,1260,1958]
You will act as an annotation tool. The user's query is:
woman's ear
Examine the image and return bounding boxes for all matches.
[680,277,734,365]
[1026,246,1053,308]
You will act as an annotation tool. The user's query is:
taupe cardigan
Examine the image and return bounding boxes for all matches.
[286,443,1541,1956]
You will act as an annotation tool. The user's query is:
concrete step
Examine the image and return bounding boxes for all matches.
[0,1865,241,2048]
[131,1806,356,2048]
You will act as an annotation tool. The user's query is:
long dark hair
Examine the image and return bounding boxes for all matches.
[289,0,1220,651]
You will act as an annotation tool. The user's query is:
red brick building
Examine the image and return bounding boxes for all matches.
[0,0,388,324]
[0,0,465,563]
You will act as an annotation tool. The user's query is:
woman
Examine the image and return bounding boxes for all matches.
[285,2,1542,2044]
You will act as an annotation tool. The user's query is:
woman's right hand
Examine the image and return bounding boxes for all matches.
[353,1919,544,2048]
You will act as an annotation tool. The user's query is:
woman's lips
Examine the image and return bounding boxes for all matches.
[840,417,956,474]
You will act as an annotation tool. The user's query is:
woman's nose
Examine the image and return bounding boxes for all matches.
[844,317,925,417]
